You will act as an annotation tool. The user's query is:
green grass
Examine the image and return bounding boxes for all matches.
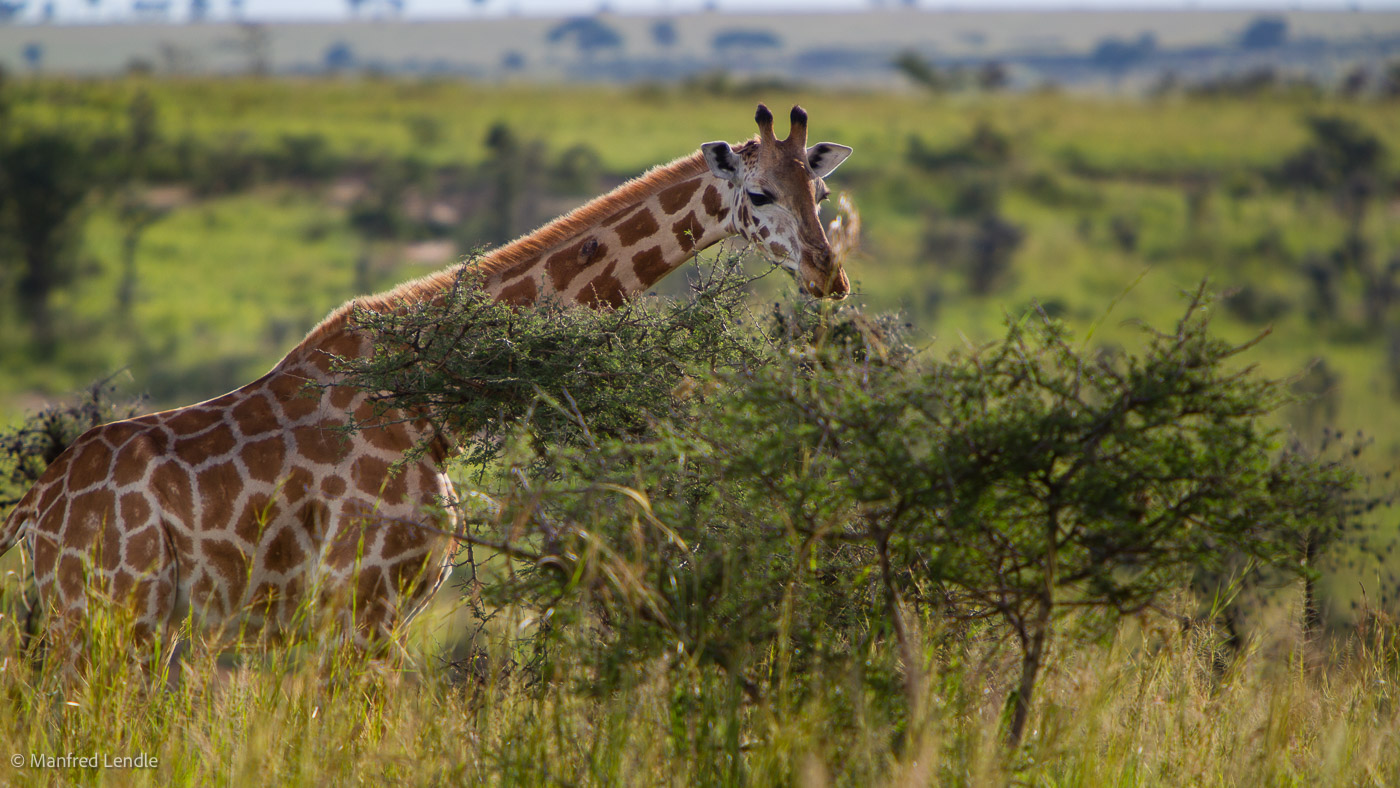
[1,583,1398,786]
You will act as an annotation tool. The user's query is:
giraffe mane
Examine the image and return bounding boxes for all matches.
[302,140,758,347]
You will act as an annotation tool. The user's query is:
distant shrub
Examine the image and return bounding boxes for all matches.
[892,50,950,93]
[1091,33,1156,76]
[1223,284,1292,324]
[1240,16,1288,50]
[1276,115,1386,193]
[323,41,356,73]
[650,20,677,48]
[711,29,782,54]
[276,133,338,180]
[546,17,625,56]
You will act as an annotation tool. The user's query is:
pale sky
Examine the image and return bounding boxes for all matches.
[12,0,1400,25]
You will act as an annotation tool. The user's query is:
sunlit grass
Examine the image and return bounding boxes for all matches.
[2,571,1399,786]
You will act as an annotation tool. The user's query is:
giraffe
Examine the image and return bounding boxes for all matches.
[0,103,854,674]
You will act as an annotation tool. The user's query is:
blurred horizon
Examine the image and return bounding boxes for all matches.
[1,0,1400,26]
[4,5,1399,88]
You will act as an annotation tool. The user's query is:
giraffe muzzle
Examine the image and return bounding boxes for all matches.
[798,250,850,300]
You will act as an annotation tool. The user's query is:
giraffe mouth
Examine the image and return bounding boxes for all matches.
[794,253,849,300]
[761,245,845,299]
[795,271,850,300]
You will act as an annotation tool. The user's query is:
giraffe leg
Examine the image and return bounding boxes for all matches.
[33,538,180,690]
[19,584,43,661]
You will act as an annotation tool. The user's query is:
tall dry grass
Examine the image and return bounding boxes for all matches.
[2,576,1398,786]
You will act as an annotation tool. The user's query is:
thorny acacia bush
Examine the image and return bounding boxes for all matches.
[331,258,777,471]
[339,258,1362,747]
[0,376,144,510]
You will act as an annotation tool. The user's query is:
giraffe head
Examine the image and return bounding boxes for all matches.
[701,104,854,299]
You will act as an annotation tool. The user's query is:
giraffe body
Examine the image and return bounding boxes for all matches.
[0,105,853,670]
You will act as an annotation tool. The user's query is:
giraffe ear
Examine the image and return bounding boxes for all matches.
[701,141,744,183]
[807,143,852,178]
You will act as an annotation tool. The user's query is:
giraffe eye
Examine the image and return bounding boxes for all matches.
[747,190,774,207]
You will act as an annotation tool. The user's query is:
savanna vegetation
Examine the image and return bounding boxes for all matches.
[2,68,1400,785]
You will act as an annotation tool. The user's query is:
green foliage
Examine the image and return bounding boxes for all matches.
[0,376,144,510]
[331,257,771,470]
[345,269,1363,747]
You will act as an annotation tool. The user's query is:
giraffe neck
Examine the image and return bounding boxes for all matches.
[294,146,752,369]
[478,160,739,308]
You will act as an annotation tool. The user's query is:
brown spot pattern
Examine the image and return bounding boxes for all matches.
[151,461,194,523]
[264,525,306,574]
[329,386,357,410]
[111,441,152,488]
[243,436,288,483]
[66,490,113,547]
[57,555,86,601]
[119,493,152,528]
[164,408,219,437]
[235,494,274,543]
[498,277,537,305]
[296,427,346,465]
[125,527,162,571]
[581,263,625,309]
[657,179,701,214]
[353,455,407,503]
[68,440,113,491]
[176,423,237,461]
[491,254,542,284]
[281,390,320,422]
[614,209,660,247]
[701,185,723,216]
[356,564,385,603]
[600,205,638,227]
[298,500,330,542]
[363,423,410,454]
[282,466,315,504]
[231,395,278,436]
[197,463,242,529]
[321,476,347,498]
[202,538,249,599]
[33,533,58,571]
[546,240,592,292]
[377,521,421,561]
[37,478,66,517]
[100,519,123,569]
[672,212,705,253]
[631,246,668,286]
